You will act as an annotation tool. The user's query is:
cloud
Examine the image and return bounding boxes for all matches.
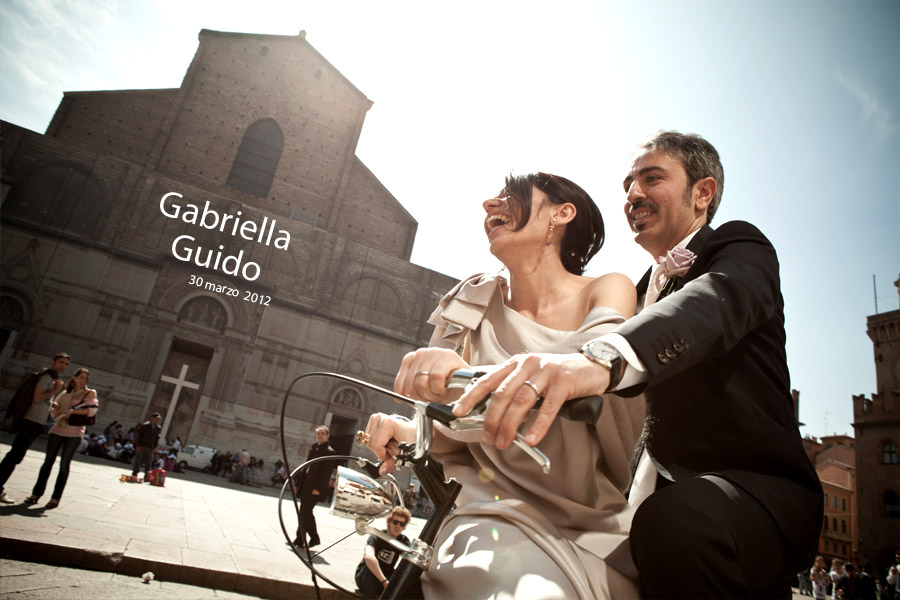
[0,0,138,129]
[835,69,899,143]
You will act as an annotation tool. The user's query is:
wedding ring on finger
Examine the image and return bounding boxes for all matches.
[415,371,430,377]
[355,430,371,446]
[523,380,543,399]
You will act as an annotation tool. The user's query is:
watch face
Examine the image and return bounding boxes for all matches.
[585,341,615,363]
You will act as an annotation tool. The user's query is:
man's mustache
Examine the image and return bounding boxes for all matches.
[628,201,655,231]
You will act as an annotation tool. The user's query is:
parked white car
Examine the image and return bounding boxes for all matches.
[176,445,216,472]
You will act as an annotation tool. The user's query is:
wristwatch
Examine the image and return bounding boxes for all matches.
[578,340,625,393]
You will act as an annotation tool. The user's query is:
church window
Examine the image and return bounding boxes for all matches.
[885,491,900,518]
[841,519,846,533]
[832,517,837,530]
[227,118,283,198]
[339,276,404,330]
[882,441,899,464]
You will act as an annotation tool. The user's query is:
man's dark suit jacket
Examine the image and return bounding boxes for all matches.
[135,420,161,448]
[4,367,54,432]
[617,220,823,565]
[301,441,336,496]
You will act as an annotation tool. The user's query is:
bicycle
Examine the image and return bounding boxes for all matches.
[277,369,602,599]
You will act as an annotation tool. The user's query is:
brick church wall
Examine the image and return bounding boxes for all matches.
[46,89,178,165]
[0,30,458,474]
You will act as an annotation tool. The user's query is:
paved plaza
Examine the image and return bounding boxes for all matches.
[0,432,813,599]
[0,431,425,599]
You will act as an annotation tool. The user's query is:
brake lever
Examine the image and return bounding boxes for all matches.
[439,369,551,474]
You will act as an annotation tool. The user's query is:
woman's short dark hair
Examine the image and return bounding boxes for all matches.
[503,172,604,274]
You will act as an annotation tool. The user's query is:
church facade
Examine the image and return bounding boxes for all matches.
[0,29,458,465]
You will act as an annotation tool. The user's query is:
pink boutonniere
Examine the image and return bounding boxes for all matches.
[656,247,697,296]
[658,247,697,279]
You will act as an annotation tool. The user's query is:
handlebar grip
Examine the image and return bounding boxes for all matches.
[426,394,603,426]
[425,402,457,425]
[536,395,605,425]
[439,369,605,426]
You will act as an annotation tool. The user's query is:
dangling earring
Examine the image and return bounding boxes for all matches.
[545,217,558,247]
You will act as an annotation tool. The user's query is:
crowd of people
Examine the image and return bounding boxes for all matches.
[208,448,277,487]
[0,357,285,492]
[800,554,900,600]
[80,420,138,462]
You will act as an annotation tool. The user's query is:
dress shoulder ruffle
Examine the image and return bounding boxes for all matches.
[427,273,502,349]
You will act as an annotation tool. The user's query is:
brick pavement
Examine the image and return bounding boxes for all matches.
[0,432,424,599]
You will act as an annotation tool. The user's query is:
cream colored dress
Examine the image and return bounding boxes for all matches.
[422,273,645,600]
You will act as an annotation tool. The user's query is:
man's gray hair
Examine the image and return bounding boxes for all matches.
[639,130,724,225]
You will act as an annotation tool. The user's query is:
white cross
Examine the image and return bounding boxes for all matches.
[158,364,200,442]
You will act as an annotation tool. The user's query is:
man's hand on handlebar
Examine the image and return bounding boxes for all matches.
[451,352,610,450]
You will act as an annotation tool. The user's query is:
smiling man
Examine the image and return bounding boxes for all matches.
[354,506,414,598]
[453,131,824,598]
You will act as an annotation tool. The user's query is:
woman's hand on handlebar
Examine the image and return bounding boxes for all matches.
[364,413,417,475]
[452,352,609,450]
[394,348,469,403]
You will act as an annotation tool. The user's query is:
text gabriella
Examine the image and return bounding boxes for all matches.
[160,192,291,282]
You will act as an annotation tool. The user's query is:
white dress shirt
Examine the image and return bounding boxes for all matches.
[595,229,700,508]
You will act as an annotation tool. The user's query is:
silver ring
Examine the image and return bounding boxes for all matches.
[415,371,430,376]
[523,380,543,398]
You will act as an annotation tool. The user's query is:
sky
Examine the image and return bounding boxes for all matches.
[1,0,897,440]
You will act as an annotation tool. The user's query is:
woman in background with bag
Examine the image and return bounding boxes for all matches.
[24,368,98,508]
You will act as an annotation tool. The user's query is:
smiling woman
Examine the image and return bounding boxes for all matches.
[362,170,644,599]
[485,172,606,276]
[24,368,98,508]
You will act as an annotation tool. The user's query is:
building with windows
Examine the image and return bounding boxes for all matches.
[0,30,458,469]
[852,279,900,574]
[803,434,858,564]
